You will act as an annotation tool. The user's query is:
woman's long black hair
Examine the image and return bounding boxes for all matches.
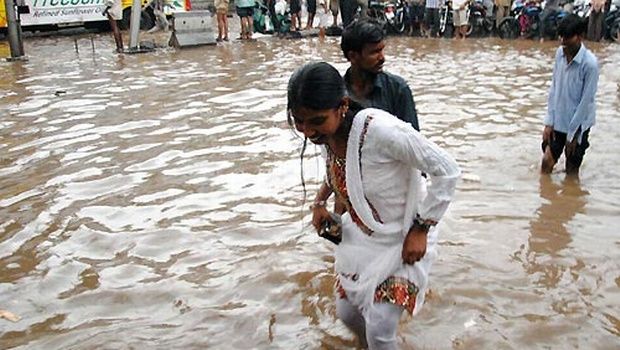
[286,62,364,205]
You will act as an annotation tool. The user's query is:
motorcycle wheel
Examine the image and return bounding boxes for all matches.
[498,17,519,39]
[611,19,620,42]
[465,17,475,37]
[467,15,484,37]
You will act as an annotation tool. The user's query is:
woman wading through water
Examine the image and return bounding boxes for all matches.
[287,62,460,349]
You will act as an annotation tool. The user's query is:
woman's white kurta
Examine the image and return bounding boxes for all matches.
[334,108,460,318]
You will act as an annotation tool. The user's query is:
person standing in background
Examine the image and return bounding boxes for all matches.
[236,0,256,39]
[452,0,469,39]
[104,0,123,52]
[290,0,302,31]
[409,0,426,36]
[587,0,605,41]
[215,0,230,41]
[424,0,441,37]
[330,0,340,27]
[307,0,317,29]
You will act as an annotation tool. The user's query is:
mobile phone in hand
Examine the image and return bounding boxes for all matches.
[319,212,342,245]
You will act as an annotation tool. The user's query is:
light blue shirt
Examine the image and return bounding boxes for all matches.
[544,43,598,144]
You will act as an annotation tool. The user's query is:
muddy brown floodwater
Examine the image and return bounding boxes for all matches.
[0,33,619,349]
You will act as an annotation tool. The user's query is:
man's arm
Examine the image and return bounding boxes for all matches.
[567,60,599,144]
[395,83,420,131]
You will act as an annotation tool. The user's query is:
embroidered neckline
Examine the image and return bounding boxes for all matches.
[325,115,382,235]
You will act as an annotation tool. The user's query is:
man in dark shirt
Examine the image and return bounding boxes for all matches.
[340,18,420,130]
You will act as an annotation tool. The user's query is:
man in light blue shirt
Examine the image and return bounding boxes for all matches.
[541,14,598,176]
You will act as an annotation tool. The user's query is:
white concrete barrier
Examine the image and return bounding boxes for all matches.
[168,11,216,48]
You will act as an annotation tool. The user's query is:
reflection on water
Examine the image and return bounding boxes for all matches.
[0,35,619,349]
[527,176,588,288]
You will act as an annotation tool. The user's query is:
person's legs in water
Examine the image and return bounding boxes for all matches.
[432,8,440,37]
[247,14,254,38]
[306,0,316,29]
[365,303,404,350]
[291,12,298,31]
[565,129,590,177]
[290,0,302,30]
[335,298,368,348]
[105,1,123,52]
[217,12,224,41]
[239,9,247,39]
[307,13,315,29]
[330,0,339,26]
[216,0,229,41]
[108,15,123,52]
[223,10,229,40]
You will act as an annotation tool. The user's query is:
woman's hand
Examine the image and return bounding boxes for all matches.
[402,227,427,264]
[311,205,332,234]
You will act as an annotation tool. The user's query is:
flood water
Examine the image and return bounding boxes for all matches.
[0,33,619,349]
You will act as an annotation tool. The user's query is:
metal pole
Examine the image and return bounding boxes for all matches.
[128,0,142,49]
[3,0,25,58]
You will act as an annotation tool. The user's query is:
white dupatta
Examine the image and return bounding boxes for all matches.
[337,109,424,318]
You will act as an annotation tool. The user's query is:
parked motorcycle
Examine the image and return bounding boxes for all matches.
[498,0,542,39]
[604,0,620,42]
[439,0,454,38]
[367,0,407,34]
[466,0,495,37]
[385,0,407,34]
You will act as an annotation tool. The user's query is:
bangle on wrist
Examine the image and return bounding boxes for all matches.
[411,214,437,232]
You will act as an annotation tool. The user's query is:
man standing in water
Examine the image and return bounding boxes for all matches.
[541,15,598,176]
[340,18,420,131]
